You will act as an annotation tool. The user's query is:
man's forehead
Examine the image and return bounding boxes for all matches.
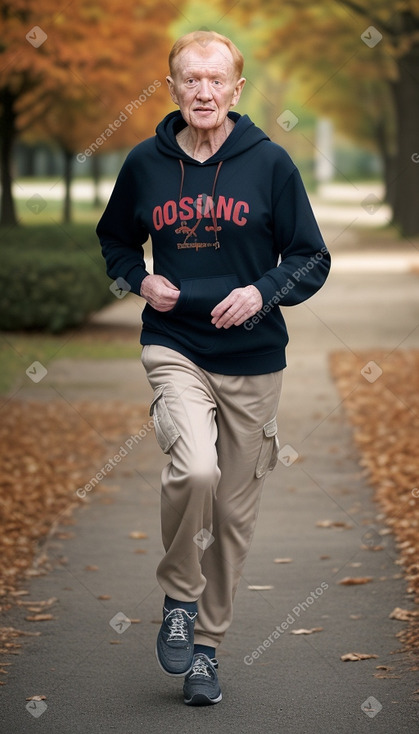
[175,43,235,74]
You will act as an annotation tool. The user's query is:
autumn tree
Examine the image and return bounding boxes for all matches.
[0,0,180,226]
[231,0,419,237]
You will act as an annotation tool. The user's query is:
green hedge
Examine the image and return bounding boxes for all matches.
[0,225,114,333]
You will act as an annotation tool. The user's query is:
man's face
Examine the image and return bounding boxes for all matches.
[166,41,245,131]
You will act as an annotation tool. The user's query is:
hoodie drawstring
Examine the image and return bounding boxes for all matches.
[177,159,223,249]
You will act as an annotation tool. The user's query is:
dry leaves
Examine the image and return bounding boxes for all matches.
[291,627,323,635]
[316,520,352,529]
[273,558,293,564]
[248,585,274,591]
[331,350,419,653]
[0,398,148,677]
[0,399,148,605]
[17,597,57,609]
[25,614,54,622]
[338,577,373,586]
[389,607,419,622]
[341,652,378,662]
[129,531,149,540]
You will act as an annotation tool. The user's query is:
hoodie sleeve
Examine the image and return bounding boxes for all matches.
[96,154,150,296]
[252,167,331,306]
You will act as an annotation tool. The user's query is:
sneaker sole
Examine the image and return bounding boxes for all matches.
[184,692,222,706]
[155,643,194,678]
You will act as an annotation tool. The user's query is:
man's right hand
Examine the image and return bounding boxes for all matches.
[140,274,180,312]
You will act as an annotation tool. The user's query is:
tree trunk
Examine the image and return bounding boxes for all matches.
[0,89,19,226]
[374,118,397,210]
[91,154,101,207]
[383,154,398,212]
[392,46,419,237]
[63,148,73,224]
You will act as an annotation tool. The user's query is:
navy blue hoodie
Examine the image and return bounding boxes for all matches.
[97,110,330,375]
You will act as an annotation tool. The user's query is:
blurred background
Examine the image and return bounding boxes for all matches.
[1,0,419,382]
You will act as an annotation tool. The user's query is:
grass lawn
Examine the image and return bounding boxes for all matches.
[0,331,142,396]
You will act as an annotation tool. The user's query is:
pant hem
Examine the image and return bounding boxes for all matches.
[194,632,220,648]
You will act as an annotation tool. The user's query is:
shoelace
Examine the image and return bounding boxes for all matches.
[189,657,212,678]
[166,610,189,642]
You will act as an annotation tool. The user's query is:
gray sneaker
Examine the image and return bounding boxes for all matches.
[183,653,222,706]
[156,607,197,677]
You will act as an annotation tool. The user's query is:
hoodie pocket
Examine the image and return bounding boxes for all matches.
[171,274,241,317]
[165,273,241,353]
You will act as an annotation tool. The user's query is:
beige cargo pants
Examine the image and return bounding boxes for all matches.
[141,345,282,648]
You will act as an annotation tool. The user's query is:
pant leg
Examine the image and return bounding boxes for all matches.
[193,370,283,648]
[141,345,221,602]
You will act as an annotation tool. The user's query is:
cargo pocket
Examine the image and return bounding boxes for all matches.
[255,417,279,479]
[149,384,180,454]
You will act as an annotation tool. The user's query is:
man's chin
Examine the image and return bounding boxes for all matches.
[189,111,221,129]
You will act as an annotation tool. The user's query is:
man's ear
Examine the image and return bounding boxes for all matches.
[166,76,179,105]
[230,77,246,108]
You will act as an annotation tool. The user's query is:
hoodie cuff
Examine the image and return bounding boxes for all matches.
[252,275,277,306]
[117,265,149,297]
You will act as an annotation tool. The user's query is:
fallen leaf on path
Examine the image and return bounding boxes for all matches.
[361,544,384,551]
[248,585,274,591]
[84,565,99,572]
[26,695,47,701]
[341,652,378,662]
[338,576,373,585]
[17,597,57,608]
[9,590,29,597]
[291,627,323,635]
[97,595,111,600]
[110,640,122,645]
[129,531,148,539]
[133,549,147,554]
[349,614,362,620]
[316,520,352,529]
[130,619,141,624]
[25,614,54,622]
[273,558,293,564]
[389,607,419,621]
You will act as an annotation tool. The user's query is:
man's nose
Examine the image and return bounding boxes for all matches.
[197,80,213,100]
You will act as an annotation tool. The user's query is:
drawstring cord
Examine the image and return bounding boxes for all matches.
[206,161,223,248]
[177,159,223,249]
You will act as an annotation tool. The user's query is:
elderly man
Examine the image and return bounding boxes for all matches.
[97,30,330,706]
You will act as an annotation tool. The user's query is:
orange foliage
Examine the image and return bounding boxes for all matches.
[1,0,182,152]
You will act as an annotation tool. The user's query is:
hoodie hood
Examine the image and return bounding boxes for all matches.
[155,110,269,164]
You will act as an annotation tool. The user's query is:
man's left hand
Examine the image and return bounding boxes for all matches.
[211,285,263,329]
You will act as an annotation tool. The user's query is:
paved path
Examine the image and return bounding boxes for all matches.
[2,216,419,732]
